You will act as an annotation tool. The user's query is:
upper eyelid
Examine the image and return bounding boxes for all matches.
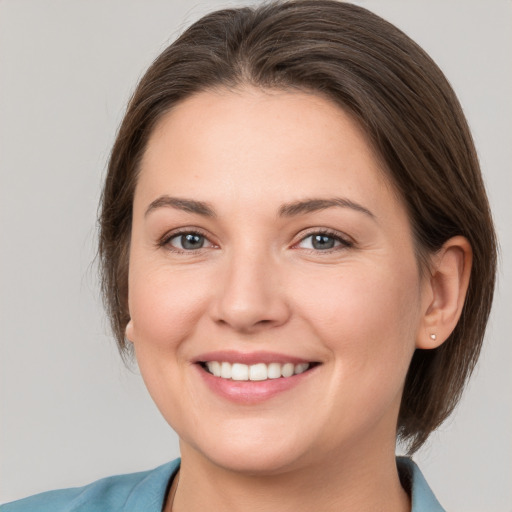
[294,228,353,245]
[160,226,213,244]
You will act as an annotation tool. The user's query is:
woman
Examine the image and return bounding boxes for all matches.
[2,1,498,511]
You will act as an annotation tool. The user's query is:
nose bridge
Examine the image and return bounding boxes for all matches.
[212,239,289,332]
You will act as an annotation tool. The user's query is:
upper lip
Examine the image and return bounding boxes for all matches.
[193,350,315,365]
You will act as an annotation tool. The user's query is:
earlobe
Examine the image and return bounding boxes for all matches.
[125,319,135,344]
[416,236,472,349]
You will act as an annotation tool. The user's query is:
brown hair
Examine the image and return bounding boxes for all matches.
[99,0,497,453]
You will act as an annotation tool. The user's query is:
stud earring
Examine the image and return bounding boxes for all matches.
[429,334,437,341]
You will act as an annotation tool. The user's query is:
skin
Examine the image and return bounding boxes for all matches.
[126,87,472,512]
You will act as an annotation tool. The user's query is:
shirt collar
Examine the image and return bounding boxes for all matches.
[124,457,445,512]
[397,457,446,512]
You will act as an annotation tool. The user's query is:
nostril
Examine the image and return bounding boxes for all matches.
[213,313,286,333]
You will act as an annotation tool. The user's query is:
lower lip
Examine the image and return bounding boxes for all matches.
[195,364,317,404]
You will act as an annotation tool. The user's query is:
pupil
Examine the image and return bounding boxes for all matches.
[182,234,204,249]
[312,234,335,250]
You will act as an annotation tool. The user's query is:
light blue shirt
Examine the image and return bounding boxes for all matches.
[1,457,445,511]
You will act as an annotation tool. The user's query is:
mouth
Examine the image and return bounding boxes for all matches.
[193,351,321,403]
[199,361,318,381]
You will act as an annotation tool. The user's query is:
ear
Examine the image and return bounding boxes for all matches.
[416,236,472,349]
[125,319,135,344]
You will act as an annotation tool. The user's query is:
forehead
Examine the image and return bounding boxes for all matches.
[136,86,398,218]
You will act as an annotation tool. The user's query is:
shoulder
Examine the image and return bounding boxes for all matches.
[1,459,180,512]
[397,457,446,512]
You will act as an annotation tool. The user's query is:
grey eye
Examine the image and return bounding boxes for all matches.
[297,232,351,251]
[298,233,341,250]
[170,233,208,250]
[311,234,336,250]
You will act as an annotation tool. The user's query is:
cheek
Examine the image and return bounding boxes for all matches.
[128,261,210,353]
[127,261,213,426]
[295,259,421,375]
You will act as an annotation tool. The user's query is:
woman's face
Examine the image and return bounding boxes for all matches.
[128,87,430,474]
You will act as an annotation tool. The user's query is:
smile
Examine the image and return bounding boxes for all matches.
[202,361,311,381]
[194,351,320,403]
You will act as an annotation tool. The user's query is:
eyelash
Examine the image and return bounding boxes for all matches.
[158,228,353,254]
[158,229,213,253]
[294,229,354,252]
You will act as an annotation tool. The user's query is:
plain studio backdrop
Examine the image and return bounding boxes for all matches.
[0,1,510,510]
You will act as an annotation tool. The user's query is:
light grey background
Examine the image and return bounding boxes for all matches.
[1,1,510,510]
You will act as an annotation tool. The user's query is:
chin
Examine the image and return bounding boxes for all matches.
[203,445,306,476]
[180,420,316,476]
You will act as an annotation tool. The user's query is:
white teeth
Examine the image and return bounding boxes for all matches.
[267,362,281,379]
[249,363,267,381]
[206,361,221,377]
[203,361,312,380]
[281,362,294,378]
[231,363,249,381]
[221,361,231,379]
[294,363,309,374]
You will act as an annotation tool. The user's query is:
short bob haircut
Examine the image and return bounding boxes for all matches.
[99,0,497,453]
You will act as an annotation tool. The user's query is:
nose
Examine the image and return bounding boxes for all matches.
[210,249,291,334]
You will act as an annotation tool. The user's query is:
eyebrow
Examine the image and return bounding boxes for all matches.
[144,195,375,220]
[278,197,375,219]
[145,195,216,217]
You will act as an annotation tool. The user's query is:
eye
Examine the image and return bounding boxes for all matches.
[165,232,213,251]
[297,231,351,251]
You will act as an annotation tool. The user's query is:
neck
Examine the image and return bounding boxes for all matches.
[169,441,410,512]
